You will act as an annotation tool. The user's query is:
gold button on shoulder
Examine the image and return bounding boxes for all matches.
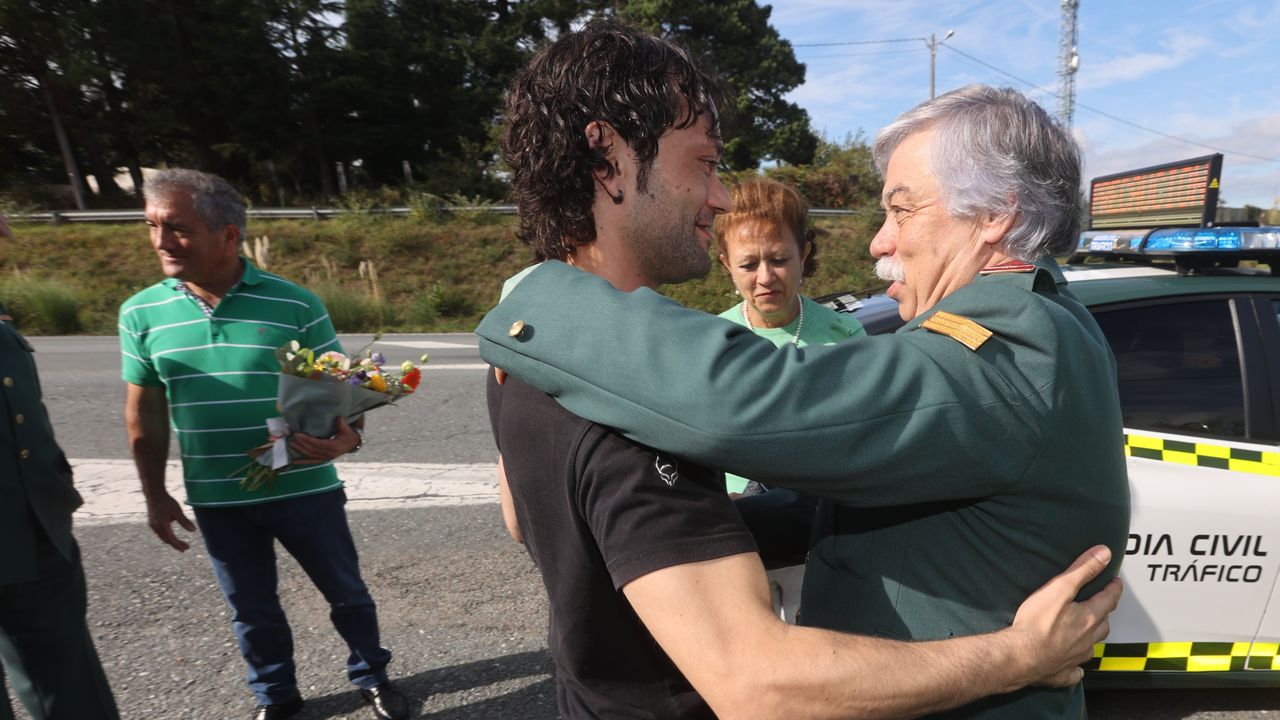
[13,414,23,425]
[2,377,12,388]
[508,320,526,338]
[18,449,29,460]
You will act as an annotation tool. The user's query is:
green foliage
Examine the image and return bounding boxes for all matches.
[618,0,818,169]
[1,0,830,208]
[1,208,886,335]
[0,273,81,334]
[754,133,881,209]
[311,285,389,333]
[407,192,449,223]
[443,193,504,225]
[425,282,476,318]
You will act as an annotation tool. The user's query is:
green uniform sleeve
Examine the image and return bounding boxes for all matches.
[476,262,1070,507]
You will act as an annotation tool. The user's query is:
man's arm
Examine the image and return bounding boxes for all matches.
[623,546,1120,720]
[497,455,523,543]
[477,262,1047,505]
[125,382,195,552]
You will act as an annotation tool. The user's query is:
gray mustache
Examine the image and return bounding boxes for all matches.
[875,257,906,283]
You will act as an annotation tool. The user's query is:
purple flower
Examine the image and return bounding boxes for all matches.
[370,352,386,365]
[347,377,364,385]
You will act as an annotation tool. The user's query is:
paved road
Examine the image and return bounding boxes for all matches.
[11,334,1280,718]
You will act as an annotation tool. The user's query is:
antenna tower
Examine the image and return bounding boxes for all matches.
[1058,0,1080,129]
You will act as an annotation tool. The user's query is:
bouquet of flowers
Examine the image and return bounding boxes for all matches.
[236,340,427,491]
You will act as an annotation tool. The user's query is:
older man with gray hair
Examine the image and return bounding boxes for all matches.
[120,169,408,720]
[476,84,1130,718]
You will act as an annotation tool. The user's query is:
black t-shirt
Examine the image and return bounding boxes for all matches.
[487,372,756,719]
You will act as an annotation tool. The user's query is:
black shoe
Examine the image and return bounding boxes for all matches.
[253,695,304,720]
[360,681,410,720]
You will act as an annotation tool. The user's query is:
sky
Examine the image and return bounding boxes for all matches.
[767,0,1280,209]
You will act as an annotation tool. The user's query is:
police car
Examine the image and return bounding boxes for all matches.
[815,218,1280,688]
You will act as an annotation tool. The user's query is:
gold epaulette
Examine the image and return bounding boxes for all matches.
[921,311,993,351]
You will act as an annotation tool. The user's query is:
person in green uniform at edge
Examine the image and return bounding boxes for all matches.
[0,213,121,720]
[477,84,1131,719]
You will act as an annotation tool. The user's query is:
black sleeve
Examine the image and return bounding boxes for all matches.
[574,428,757,590]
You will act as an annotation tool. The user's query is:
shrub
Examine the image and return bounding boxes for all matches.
[426,283,476,318]
[445,193,503,225]
[407,294,437,327]
[312,285,388,333]
[0,273,81,334]
[407,192,448,223]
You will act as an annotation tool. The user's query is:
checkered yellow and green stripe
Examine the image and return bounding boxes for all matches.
[1087,642,1280,672]
[1124,434,1280,477]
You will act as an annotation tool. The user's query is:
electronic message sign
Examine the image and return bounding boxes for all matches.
[1088,154,1222,230]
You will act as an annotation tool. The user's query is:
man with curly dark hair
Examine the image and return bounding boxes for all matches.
[502,18,724,285]
[485,20,1119,720]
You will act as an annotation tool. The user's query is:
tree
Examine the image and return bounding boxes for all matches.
[616,0,818,170]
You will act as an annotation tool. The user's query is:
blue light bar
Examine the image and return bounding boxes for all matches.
[1144,226,1280,252]
[1077,230,1150,253]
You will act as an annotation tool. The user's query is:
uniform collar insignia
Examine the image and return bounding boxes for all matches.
[979,260,1037,274]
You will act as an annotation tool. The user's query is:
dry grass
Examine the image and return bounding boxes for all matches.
[0,212,884,335]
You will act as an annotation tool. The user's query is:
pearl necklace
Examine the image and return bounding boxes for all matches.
[741,296,805,346]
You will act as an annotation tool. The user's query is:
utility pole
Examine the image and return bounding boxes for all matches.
[1058,0,1080,129]
[927,30,955,99]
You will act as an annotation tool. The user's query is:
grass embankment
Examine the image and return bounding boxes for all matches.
[0,211,885,335]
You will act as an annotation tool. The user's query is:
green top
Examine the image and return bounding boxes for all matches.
[717,295,866,348]
[476,260,1131,719]
[119,260,343,507]
[0,302,82,583]
[718,296,864,492]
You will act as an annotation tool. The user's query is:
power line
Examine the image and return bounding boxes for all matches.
[798,48,927,59]
[793,38,926,47]
[939,44,1280,164]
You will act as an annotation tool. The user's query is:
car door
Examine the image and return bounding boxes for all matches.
[1244,295,1280,674]
[1087,294,1280,680]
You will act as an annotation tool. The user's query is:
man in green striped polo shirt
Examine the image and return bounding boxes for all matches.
[120,169,409,720]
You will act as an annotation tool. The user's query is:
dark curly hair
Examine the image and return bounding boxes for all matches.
[502,19,724,261]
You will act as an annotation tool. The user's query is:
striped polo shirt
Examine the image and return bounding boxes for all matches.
[119,259,344,506]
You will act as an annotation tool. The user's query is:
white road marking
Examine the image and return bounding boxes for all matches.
[378,340,479,349]
[71,459,499,525]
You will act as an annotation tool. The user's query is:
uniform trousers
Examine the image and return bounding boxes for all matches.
[0,534,119,720]
[193,489,391,705]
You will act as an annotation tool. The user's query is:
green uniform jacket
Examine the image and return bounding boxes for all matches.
[0,302,83,585]
[477,261,1131,719]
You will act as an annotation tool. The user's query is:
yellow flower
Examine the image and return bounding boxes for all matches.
[368,373,388,392]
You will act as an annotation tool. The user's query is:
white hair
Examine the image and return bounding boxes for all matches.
[873,85,1082,260]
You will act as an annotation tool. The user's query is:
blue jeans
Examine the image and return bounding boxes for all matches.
[194,489,391,705]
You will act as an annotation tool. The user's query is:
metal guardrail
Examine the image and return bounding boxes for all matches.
[8,204,869,224]
[8,206,521,224]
